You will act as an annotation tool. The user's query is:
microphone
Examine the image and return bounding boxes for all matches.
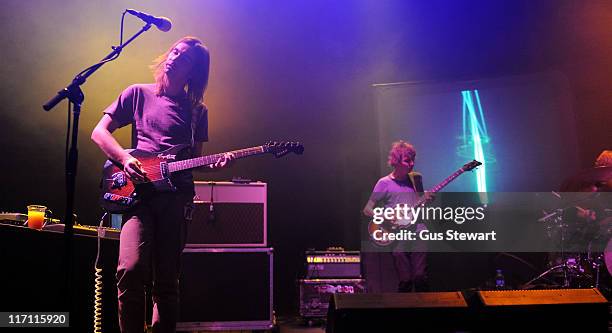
[126,9,172,32]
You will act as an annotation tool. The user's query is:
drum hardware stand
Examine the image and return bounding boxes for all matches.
[523,261,578,289]
[525,205,605,289]
[593,258,601,289]
[586,242,604,290]
[525,208,576,288]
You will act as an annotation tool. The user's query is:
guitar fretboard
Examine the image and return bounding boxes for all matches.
[429,168,466,193]
[167,146,265,173]
[414,168,467,207]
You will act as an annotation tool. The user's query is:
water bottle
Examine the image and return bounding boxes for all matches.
[495,269,505,289]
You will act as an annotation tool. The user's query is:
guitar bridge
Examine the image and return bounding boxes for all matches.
[160,162,170,178]
[157,162,176,192]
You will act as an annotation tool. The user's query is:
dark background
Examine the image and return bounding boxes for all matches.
[1,0,611,317]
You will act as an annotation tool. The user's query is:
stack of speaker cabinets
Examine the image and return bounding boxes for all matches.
[177,181,273,332]
[299,248,365,320]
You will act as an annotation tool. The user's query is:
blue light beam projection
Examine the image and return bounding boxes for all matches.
[460,90,491,192]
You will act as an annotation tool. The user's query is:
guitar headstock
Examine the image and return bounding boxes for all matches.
[265,141,304,158]
[462,160,482,171]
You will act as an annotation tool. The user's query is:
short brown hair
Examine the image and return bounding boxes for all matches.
[388,140,416,167]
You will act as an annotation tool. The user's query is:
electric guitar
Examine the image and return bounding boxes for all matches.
[100,141,304,212]
[368,160,482,246]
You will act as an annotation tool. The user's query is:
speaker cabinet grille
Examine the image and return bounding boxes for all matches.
[478,288,608,306]
[188,181,266,247]
[187,202,264,246]
[475,288,609,332]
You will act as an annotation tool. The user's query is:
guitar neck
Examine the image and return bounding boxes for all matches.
[429,168,466,193]
[414,168,466,206]
[167,146,266,173]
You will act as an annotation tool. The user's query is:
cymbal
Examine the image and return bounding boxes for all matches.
[560,166,612,192]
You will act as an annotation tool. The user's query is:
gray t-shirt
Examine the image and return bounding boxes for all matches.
[370,175,418,208]
[104,83,208,193]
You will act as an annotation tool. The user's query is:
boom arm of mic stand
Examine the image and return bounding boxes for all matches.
[42,23,152,111]
[41,22,153,320]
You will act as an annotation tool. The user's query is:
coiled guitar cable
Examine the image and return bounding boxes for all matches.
[93,212,107,333]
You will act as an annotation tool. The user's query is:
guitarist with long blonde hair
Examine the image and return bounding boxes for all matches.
[91,36,231,333]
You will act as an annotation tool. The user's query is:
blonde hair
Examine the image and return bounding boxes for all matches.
[388,140,416,167]
[151,36,210,109]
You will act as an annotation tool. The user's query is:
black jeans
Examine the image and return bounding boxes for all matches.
[116,192,193,333]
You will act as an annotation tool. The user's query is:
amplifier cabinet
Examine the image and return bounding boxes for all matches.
[188,181,267,247]
[177,248,273,331]
[299,279,366,318]
[305,250,361,278]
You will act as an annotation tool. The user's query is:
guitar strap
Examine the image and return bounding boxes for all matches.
[408,172,424,192]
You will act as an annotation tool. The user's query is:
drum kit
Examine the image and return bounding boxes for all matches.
[523,166,612,292]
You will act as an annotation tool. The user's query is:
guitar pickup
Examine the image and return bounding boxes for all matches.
[103,193,134,206]
[160,162,170,178]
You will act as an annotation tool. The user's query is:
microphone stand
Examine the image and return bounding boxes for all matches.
[42,22,153,327]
